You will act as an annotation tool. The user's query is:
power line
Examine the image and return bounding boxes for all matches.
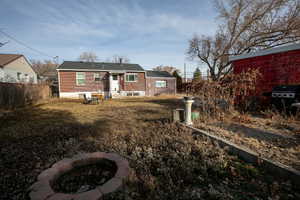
[0,29,54,58]
[0,41,9,47]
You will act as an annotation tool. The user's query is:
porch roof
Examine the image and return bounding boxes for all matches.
[57,61,145,71]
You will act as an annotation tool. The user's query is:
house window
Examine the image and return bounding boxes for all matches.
[76,72,85,85]
[24,74,29,82]
[94,73,100,81]
[112,75,118,80]
[155,80,167,88]
[17,72,21,81]
[125,73,137,82]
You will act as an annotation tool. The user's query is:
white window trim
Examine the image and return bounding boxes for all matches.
[94,73,100,81]
[155,80,167,88]
[76,72,86,86]
[125,73,138,82]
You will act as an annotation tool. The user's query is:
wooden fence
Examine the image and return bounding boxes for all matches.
[0,82,50,109]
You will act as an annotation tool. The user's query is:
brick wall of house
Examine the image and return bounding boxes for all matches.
[59,71,109,92]
[146,77,176,96]
[121,72,146,91]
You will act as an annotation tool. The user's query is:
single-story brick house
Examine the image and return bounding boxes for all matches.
[57,61,176,98]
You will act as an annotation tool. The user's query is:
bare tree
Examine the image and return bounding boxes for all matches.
[152,65,180,74]
[30,60,57,77]
[187,0,300,81]
[107,55,130,63]
[78,52,98,62]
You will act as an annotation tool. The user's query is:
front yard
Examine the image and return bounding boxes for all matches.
[0,96,299,199]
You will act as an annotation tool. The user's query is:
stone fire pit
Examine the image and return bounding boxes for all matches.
[28,152,130,200]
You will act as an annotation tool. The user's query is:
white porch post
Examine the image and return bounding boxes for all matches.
[183,96,194,126]
[109,73,113,98]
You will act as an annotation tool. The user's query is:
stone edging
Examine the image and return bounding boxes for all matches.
[182,124,300,186]
[29,152,130,200]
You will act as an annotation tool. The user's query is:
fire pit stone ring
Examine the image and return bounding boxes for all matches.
[28,152,130,200]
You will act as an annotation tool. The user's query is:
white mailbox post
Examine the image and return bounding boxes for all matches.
[183,96,194,125]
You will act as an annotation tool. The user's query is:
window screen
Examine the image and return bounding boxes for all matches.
[155,80,167,88]
[76,72,85,85]
[125,73,137,82]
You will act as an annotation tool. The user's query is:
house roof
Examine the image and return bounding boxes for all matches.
[229,43,300,62]
[0,54,23,67]
[57,61,145,71]
[146,70,174,78]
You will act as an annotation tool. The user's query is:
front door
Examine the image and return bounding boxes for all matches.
[111,75,119,92]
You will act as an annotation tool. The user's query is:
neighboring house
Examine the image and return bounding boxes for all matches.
[146,70,176,96]
[0,54,37,83]
[57,61,176,98]
[229,43,300,96]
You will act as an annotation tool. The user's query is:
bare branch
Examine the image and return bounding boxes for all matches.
[187,0,300,80]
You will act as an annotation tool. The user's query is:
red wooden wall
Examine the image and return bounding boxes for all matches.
[233,49,300,96]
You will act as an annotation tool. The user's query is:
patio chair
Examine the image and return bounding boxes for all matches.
[83,94,92,104]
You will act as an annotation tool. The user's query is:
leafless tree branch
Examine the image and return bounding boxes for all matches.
[187,0,300,80]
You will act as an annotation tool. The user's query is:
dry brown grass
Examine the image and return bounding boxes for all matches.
[193,107,300,171]
[186,69,300,172]
[0,96,299,199]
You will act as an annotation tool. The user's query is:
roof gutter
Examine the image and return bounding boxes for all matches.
[56,68,146,73]
[229,43,300,62]
[146,76,175,79]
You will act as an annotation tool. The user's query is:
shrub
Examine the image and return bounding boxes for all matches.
[186,69,261,121]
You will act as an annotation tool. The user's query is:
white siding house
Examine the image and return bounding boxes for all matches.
[0,54,37,83]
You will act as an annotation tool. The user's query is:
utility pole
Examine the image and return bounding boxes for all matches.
[184,63,188,96]
[53,56,59,65]
[184,63,187,83]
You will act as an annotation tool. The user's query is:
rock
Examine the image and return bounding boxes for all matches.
[77,185,91,193]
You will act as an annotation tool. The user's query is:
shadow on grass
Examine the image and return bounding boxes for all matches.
[0,107,108,200]
[120,97,184,110]
[1,99,299,200]
[0,106,77,140]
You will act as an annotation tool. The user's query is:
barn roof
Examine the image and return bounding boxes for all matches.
[57,61,145,72]
[146,70,174,78]
[229,43,300,62]
[0,54,23,67]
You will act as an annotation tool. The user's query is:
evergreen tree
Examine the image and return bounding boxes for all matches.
[193,67,202,82]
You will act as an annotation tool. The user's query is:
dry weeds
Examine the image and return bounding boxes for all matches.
[0,97,299,200]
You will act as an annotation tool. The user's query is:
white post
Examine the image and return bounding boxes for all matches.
[183,97,194,126]
[109,73,113,98]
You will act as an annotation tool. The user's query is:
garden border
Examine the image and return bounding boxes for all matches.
[182,123,300,186]
[28,152,130,200]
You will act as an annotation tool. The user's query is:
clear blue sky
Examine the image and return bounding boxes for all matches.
[0,0,217,76]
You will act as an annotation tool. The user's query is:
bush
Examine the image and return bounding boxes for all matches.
[186,69,261,121]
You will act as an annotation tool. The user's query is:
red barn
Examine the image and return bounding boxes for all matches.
[230,43,300,97]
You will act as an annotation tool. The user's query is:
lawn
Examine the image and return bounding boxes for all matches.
[0,96,299,200]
